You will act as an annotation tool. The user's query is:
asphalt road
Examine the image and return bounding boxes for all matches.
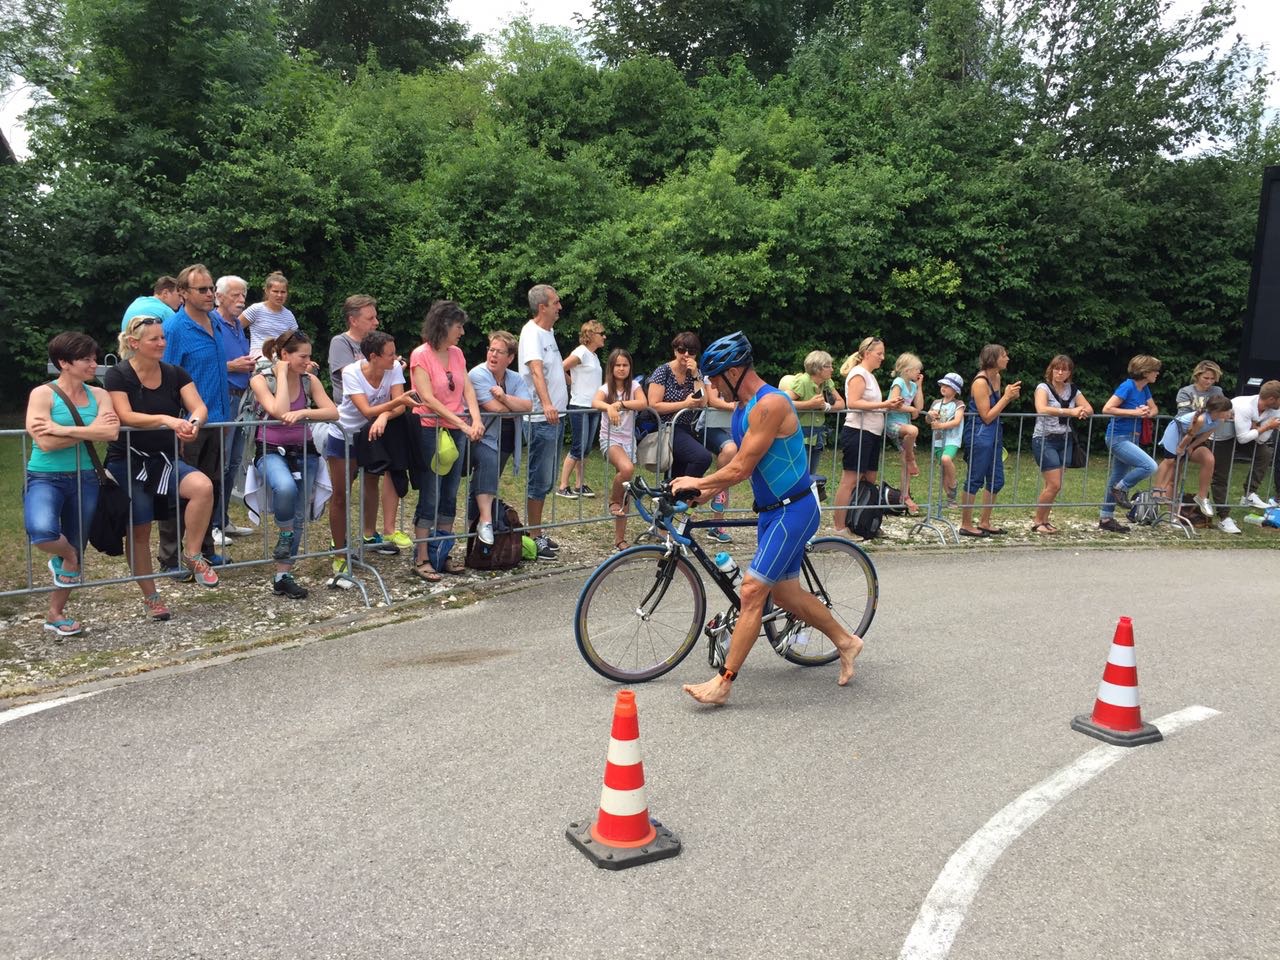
[2,547,1277,960]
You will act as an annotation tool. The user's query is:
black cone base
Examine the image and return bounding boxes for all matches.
[1072,714,1163,747]
[566,816,682,870]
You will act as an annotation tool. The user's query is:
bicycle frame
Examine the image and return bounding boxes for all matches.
[627,481,822,631]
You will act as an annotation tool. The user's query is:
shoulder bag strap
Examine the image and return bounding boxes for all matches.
[46,383,113,485]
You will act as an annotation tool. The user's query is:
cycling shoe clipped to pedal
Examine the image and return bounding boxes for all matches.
[705,611,734,668]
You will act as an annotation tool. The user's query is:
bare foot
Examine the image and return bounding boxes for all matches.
[833,633,864,686]
[683,675,732,705]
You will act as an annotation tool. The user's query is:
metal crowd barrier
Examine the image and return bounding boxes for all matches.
[10,407,1279,612]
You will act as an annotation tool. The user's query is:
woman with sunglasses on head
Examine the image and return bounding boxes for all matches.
[105,315,220,621]
[645,331,713,481]
[409,300,484,581]
[833,337,903,536]
[24,332,120,638]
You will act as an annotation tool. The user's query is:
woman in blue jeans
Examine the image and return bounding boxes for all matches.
[248,331,338,598]
[1099,355,1162,533]
[24,332,119,637]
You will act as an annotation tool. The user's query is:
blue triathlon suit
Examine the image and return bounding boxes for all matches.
[732,384,819,586]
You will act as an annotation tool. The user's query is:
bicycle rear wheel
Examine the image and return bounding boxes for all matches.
[765,537,878,666]
[574,545,707,682]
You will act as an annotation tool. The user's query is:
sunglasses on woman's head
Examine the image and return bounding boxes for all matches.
[135,317,163,327]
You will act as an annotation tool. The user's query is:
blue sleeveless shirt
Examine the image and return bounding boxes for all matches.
[731,384,811,507]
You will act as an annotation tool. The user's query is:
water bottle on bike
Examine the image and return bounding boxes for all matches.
[713,551,741,586]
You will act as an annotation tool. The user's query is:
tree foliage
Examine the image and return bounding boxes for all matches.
[578,0,838,79]
[277,0,479,77]
[0,0,1276,408]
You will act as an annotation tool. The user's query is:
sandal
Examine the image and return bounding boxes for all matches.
[439,558,466,575]
[1030,522,1058,535]
[48,557,81,588]
[614,540,628,552]
[609,501,626,518]
[978,527,1008,536]
[412,561,442,583]
[904,497,920,517]
[43,617,83,638]
[959,528,989,538]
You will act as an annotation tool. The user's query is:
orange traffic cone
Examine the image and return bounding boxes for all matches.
[567,690,681,870]
[1071,616,1163,746]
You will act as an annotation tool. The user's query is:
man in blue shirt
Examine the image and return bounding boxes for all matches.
[157,264,228,571]
[120,276,181,331]
[672,332,863,706]
[212,275,257,541]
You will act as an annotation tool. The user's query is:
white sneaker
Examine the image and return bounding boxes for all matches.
[222,522,254,537]
[477,522,494,546]
[211,527,227,547]
[1217,517,1242,535]
[1241,492,1269,510]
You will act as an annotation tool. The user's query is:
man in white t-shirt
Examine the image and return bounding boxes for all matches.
[518,283,568,559]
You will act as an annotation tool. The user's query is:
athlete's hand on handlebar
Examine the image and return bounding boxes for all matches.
[670,475,705,506]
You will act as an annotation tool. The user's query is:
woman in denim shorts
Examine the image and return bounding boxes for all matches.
[1030,354,1093,534]
[23,332,119,637]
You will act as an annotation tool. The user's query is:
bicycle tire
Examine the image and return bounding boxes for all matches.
[574,545,707,683]
[765,537,878,666]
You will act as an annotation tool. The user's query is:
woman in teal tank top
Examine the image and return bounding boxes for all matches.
[23,332,120,638]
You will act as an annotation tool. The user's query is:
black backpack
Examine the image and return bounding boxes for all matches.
[465,498,524,570]
[878,481,908,517]
[847,480,885,540]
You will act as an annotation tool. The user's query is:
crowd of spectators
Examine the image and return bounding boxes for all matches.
[21,267,1280,637]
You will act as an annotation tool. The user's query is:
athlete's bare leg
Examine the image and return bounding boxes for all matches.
[683,576,769,706]
[770,577,863,685]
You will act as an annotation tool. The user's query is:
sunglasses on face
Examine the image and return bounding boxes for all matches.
[674,347,693,356]
[187,285,215,295]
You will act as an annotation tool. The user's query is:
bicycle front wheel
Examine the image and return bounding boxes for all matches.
[766,537,878,666]
[574,545,707,683]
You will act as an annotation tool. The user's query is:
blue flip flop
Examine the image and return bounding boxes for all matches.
[48,557,81,588]
[43,618,83,638]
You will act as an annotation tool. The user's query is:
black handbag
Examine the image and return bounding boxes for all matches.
[48,384,131,556]
[1043,382,1088,469]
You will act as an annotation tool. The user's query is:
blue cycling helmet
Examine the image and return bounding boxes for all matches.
[700,331,753,377]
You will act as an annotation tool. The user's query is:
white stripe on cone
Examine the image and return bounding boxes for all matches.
[606,737,642,766]
[598,785,648,817]
[1096,680,1141,708]
[1106,645,1137,668]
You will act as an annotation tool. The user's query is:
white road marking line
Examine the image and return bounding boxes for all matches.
[0,690,103,727]
[898,704,1221,960]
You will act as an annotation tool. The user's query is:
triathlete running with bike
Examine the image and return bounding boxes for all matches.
[671,332,863,705]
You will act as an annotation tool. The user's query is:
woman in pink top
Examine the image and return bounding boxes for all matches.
[409,300,484,580]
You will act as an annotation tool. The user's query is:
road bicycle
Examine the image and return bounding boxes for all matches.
[573,476,878,682]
